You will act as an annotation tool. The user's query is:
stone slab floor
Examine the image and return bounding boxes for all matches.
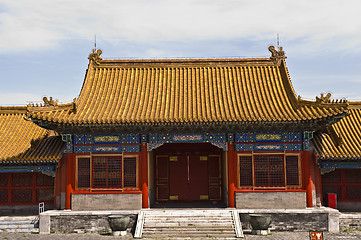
[1,231,361,240]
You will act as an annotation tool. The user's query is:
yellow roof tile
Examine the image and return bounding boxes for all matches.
[313,102,361,160]
[0,106,65,162]
[27,46,348,126]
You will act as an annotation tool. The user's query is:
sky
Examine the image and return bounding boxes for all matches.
[0,0,361,105]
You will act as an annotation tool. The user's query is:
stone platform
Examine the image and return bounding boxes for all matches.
[39,207,344,237]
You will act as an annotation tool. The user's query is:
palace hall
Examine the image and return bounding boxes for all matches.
[1,46,360,214]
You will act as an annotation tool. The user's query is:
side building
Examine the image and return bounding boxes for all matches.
[313,101,361,211]
[0,106,64,215]
[25,46,349,211]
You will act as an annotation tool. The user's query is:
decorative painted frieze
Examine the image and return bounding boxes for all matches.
[0,165,56,176]
[303,131,314,150]
[234,143,302,151]
[148,133,227,151]
[74,145,140,153]
[235,132,302,143]
[62,134,73,153]
[74,134,140,145]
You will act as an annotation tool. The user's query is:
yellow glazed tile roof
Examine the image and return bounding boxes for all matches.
[0,106,64,162]
[313,102,361,160]
[27,47,348,125]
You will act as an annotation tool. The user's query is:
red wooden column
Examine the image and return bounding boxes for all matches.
[141,144,149,208]
[227,142,236,208]
[303,150,314,207]
[65,153,74,210]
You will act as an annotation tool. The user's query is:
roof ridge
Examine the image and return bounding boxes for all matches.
[0,106,27,114]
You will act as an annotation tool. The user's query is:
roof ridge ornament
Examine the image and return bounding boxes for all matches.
[297,93,349,108]
[268,45,286,63]
[43,96,58,107]
[88,49,103,65]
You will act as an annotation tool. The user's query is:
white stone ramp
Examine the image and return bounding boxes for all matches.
[139,209,242,239]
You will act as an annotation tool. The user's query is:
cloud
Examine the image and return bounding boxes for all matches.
[1,0,361,53]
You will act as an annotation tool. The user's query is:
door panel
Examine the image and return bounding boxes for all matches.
[208,155,222,200]
[156,153,222,202]
[188,155,209,201]
[169,155,188,201]
[156,156,169,201]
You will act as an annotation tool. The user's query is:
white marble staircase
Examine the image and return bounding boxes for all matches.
[0,216,39,233]
[135,209,242,239]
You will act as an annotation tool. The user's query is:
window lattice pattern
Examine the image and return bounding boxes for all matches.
[77,158,91,188]
[124,157,137,188]
[322,170,341,183]
[107,157,122,188]
[37,188,54,202]
[254,155,284,187]
[286,156,299,186]
[0,173,8,187]
[12,189,32,202]
[36,173,54,186]
[93,156,122,188]
[239,156,253,187]
[12,173,32,187]
[346,186,361,199]
[0,190,8,203]
[345,169,361,184]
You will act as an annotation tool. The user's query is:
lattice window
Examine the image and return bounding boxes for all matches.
[345,169,361,184]
[77,157,91,188]
[286,155,300,186]
[93,156,122,188]
[36,173,54,186]
[37,188,54,202]
[254,155,284,187]
[322,170,341,184]
[12,189,32,202]
[0,173,8,187]
[239,155,252,187]
[0,189,8,203]
[107,157,122,188]
[124,157,137,188]
[239,154,300,189]
[346,186,361,199]
[12,173,32,187]
[93,157,108,188]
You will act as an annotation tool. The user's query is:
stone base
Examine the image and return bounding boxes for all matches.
[112,230,127,236]
[71,193,142,211]
[238,207,340,233]
[252,229,270,235]
[39,210,138,234]
[235,192,306,209]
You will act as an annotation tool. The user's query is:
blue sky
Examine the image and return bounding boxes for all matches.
[1,0,361,105]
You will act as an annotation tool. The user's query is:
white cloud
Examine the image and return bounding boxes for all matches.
[1,0,361,53]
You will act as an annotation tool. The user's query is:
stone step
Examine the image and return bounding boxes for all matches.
[0,228,39,233]
[145,218,233,222]
[142,237,237,240]
[144,229,235,234]
[144,227,234,231]
[141,209,236,239]
[144,222,233,227]
[0,224,35,228]
[145,213,232,216]
[142,233,236,238]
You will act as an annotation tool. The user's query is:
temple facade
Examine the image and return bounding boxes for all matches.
[1,46,360,213]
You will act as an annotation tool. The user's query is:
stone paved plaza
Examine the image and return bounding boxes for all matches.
[1,231,361,240]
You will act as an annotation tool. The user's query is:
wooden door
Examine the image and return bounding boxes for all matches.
[156,155,169,201]
[188,155,209,201]
[208,155,222,200]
